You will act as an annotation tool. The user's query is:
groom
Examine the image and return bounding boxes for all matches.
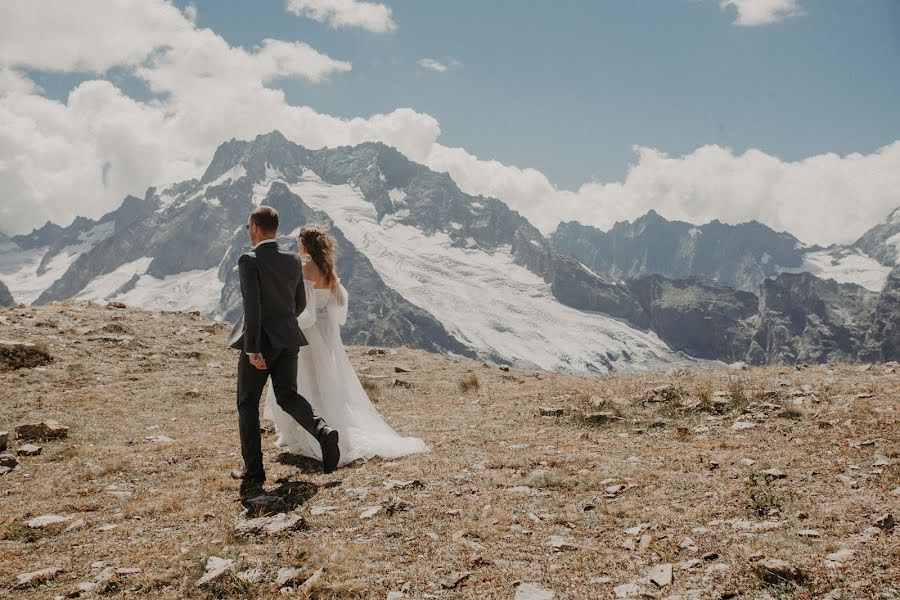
[227,205,340,498]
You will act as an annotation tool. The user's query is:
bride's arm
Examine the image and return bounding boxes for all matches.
[296,279,317,329]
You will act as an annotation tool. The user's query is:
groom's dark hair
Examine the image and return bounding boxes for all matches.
[250,205,279,233]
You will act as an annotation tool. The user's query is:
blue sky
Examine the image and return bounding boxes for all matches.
[154,0,900,187]
[4,0,900,243]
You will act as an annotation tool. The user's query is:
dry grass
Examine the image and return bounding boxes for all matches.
[0,303,898,599]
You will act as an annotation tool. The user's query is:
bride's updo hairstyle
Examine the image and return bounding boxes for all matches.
[299,224,339,290]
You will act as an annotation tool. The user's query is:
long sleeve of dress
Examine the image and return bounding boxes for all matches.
[296,280,317,330]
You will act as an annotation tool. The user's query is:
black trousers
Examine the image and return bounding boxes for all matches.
[236,346,325,480]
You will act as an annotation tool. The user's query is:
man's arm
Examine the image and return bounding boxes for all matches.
[238,254,263,354]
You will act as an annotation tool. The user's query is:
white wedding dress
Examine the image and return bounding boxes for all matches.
[264,280,430,467]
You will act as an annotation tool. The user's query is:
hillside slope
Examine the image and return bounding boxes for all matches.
[1,303,897,598]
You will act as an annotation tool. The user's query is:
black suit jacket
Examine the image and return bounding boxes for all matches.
[227,241,308,353]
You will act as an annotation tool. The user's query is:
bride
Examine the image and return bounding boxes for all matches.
[264,225,430,468]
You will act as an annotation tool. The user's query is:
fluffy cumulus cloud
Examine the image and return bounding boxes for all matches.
[429,142,900,246]
[719,0,804,26]
[286,0,396,33]
[1,0,897,248]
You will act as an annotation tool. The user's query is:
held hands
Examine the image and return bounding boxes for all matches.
[248,352,267,370]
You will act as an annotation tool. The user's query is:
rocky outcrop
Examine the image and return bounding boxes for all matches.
[0,280,13,307]
[627,275,757,360]
[746,273,879,365]
[551,211,805,292]
[860,269,900,361]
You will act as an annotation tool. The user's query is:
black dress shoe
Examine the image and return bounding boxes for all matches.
[230,469,265,481]
[318,427,340,474]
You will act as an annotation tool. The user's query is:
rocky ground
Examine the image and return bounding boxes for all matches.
[0,303,897,599]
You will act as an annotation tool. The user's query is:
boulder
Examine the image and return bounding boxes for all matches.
[16,420,68,441]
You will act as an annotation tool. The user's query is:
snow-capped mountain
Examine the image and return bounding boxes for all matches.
[0,131,704,373]
[551,210,894,294]
[3,131,898,368]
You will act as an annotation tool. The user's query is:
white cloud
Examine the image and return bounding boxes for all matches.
[425,142,900,247]
[418,58,447,73]
[719,0,804,26]
[0,0,896,251]
[286,0,396,33]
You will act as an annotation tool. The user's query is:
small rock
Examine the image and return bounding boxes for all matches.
[17,443,42,456]
[515,582,555,600]
[639,534,653,551]
[0,454,18,469]
[797,529,821,538]
[824,548,854,568]
[237,568,263,584]
[393,364,412,373]
[360,506,381,519]
[874,513,894,531]
[116,568,141,575]
[273,567,302,588]
[196,556,234,587]
[538,407,565,417]
[238,512,307,535]
[614,582,643,598]
[763,468,786,480]
[366,348,386,355]
[441,571,472,589]
[543,535,578,551]
[648,563,673,587]
[15,566,63,588]
[310,506,340,516]
[678,537,697,551]
[0,466,10,476]
[384,479,424,490]
[753,558,803,584]
[731,421,756,431]
[740,458,755,466]
[299,567,325,594]
[144,435,174,444]
[391,378,412,388]
[873,454,890,467]
[836,474,858,488]
[27,514,71,528]
[0,431,7,451]
[16,420,68,441]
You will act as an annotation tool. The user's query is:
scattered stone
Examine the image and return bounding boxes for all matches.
[15,566,63,588]
[184,389,201,398]
[753,558,803,584]
[702,552,720,561]
[17,443,42,456]
[27,514,71,528]
[0,454,18,469]
[0,466,10,476]
[613,582,643,598]
[731,421,756,431]
[543,535,578,551]
[836,474,859,488]
[144,434,174,444]
[98,523,119,532]
[116,567,141,575]
[797,529,822,538]
[236,568,263,584]
[238,512,307,535]
[310,506,340,516]
[393,364,412,373]
[740,458,755,466]
[366,348,386,355]
[538,407,564,417]
[499,365,510,371]
[824,548,854,568]
[855,392,874,399]
[16,420,68,441]
[386,592,406,600]
[581,411,626,425]
[874,513,895,531]
[196,556,234,587]
[273,567,302,588]
[441,571,472,589]
[0,431,7,451]
[642,384,678,403]
[639,534,653,551]
[873,454,890,467]
[515,582,555,600]
[678,537,697,551]
[107,301,127,309]
[391,378,412,388]
[360,506,382,519]
[648,563,673,587]
[0,339,52,371]
[763,468,786,480]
